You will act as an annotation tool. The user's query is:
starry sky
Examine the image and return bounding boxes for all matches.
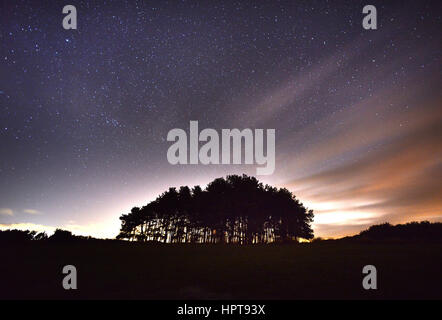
[0,0,441,238]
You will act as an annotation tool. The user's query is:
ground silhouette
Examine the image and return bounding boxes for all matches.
[1,185,441,299]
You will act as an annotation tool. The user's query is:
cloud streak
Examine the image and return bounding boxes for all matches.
[282,97,442,237]
[0,208,14,216]
[23,209,42,215]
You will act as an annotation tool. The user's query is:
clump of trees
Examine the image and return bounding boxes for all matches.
[355,221,442,242]
[117,174,314,243]
[0,228,95,243]
[0,229,48,243]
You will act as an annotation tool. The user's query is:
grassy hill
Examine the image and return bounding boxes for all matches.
[1,240,441,299]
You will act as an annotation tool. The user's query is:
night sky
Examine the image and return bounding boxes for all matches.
[0,0,441,238]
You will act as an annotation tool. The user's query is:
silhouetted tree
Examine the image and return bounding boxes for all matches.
[355,221,442,242]
[49,229,75,242]
[0,229,36,243]
[0,229,98,243]
[34,231,48,241]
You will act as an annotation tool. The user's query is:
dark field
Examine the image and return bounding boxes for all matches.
[1,241,441,300]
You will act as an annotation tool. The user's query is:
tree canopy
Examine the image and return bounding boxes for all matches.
[117,174,314,243]
[0,228,99,243]
[354,221,442,242]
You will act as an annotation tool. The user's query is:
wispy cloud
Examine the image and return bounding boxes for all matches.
[23,209,42,215]
[282,100,442,238]
[0,219,119,239]
[0,208,14,216]
[0,223,55,234]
